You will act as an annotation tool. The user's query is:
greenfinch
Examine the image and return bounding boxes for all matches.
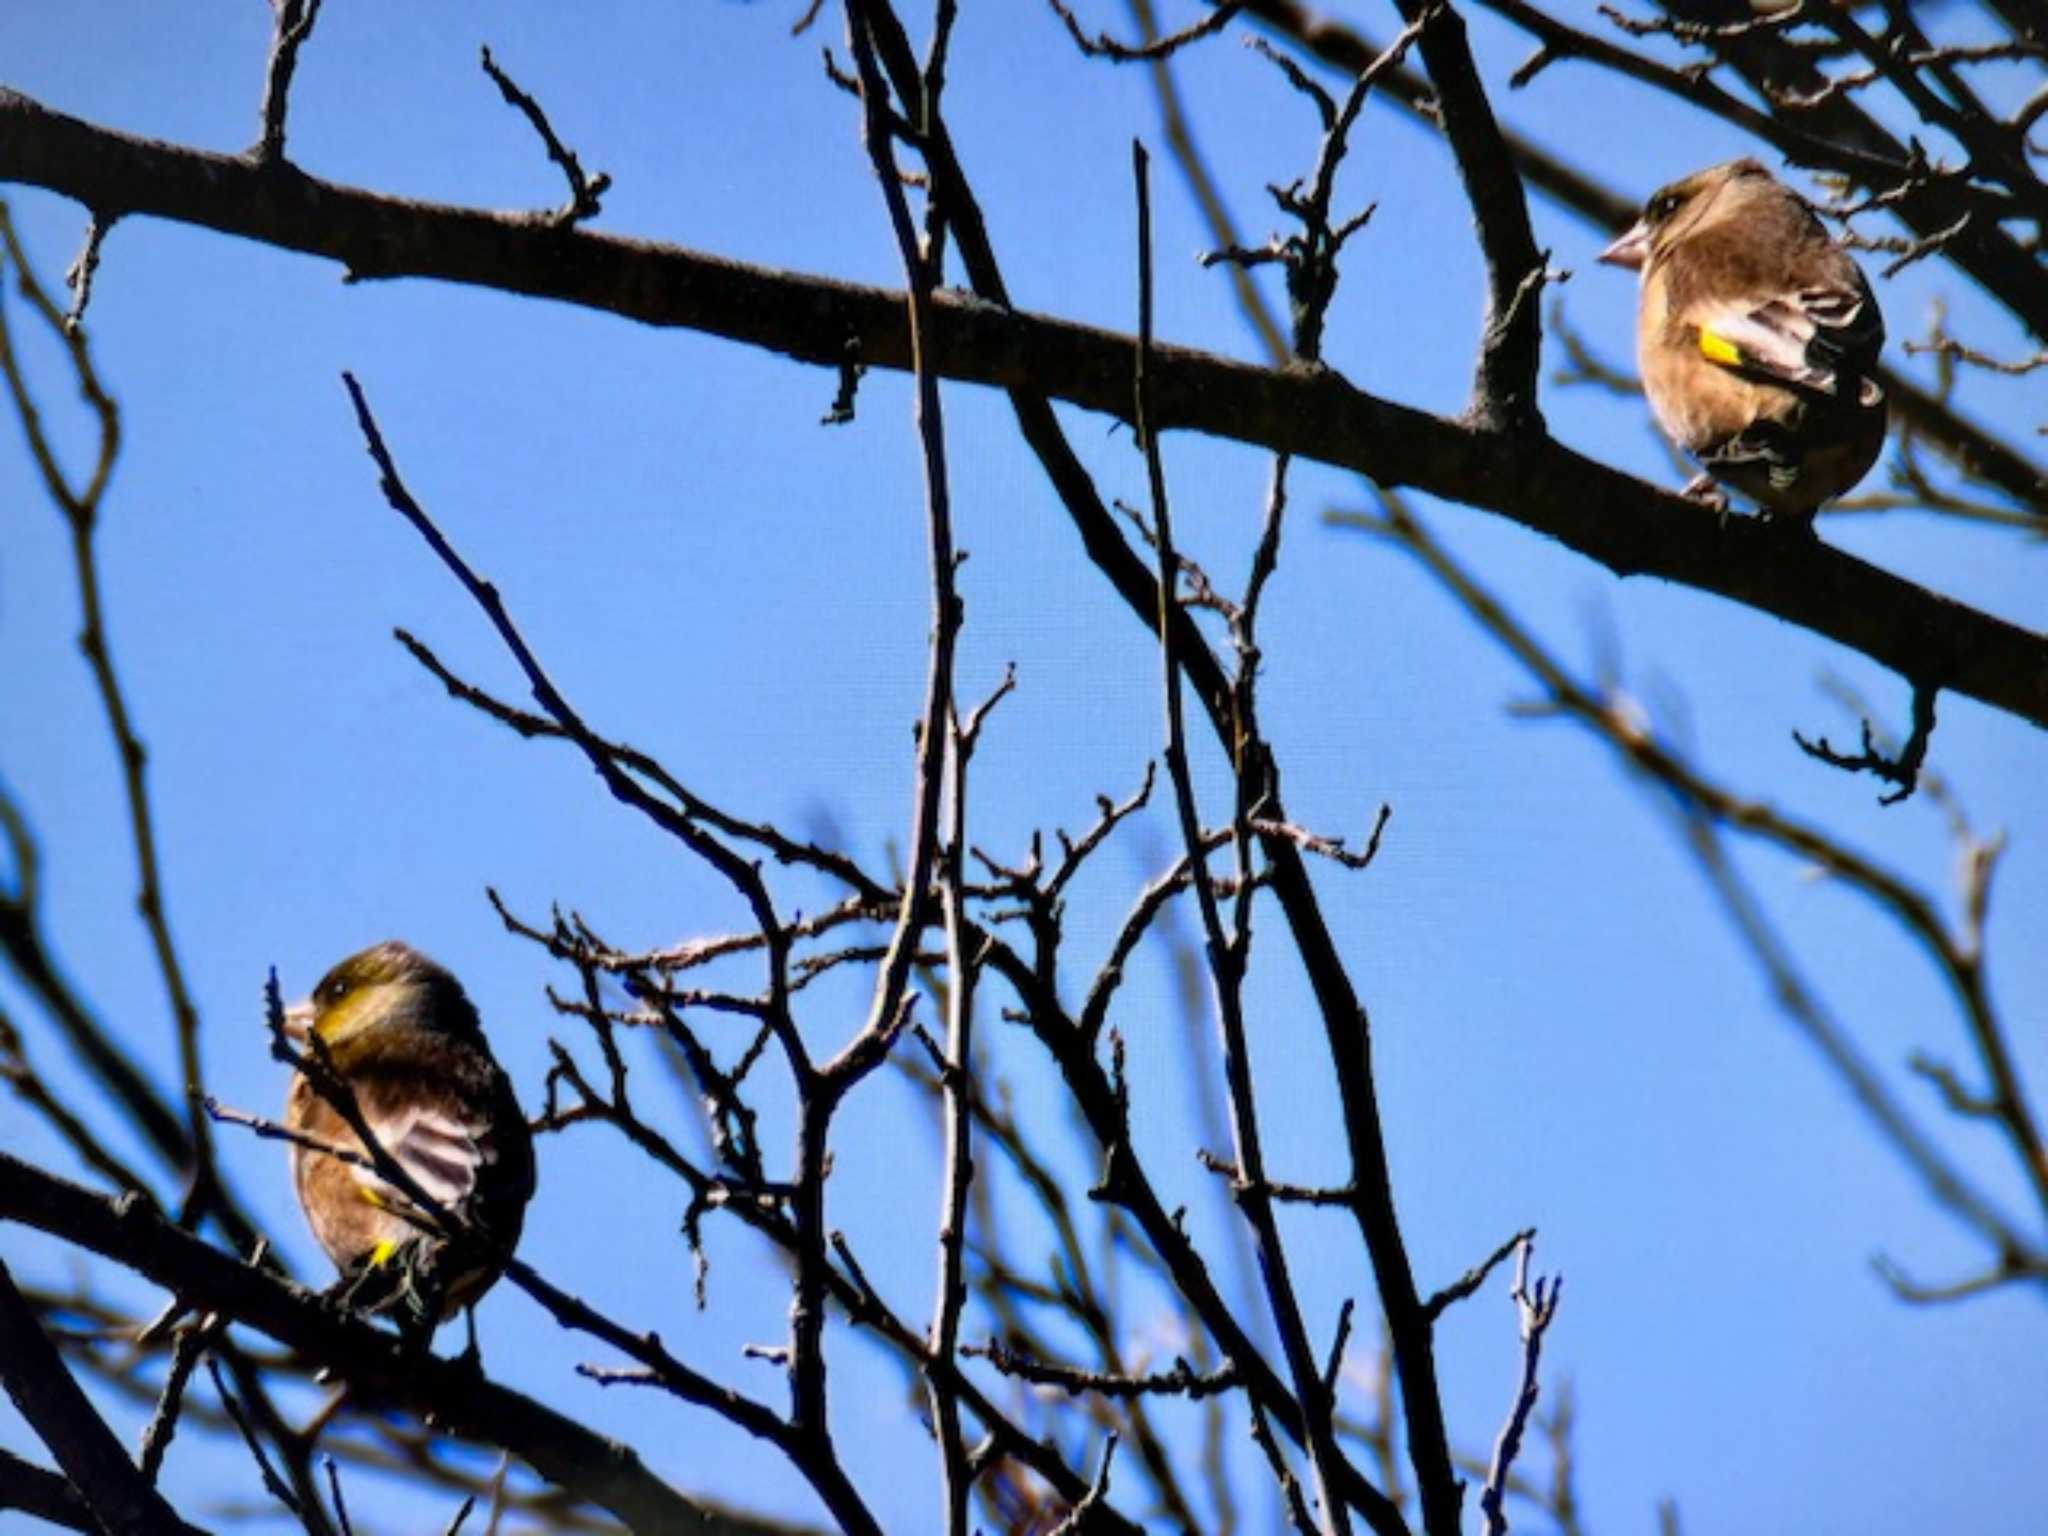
[284,941,534,1332]
[1600,158,1886,518]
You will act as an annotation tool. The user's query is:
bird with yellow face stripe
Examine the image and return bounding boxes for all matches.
[1600,158,1887,520]
[284,941,534,1341]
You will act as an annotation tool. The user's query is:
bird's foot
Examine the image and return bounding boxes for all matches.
[327,1267,377,1313]
[1679,474,1733,528]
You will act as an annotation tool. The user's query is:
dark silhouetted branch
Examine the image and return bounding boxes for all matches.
[0,1152,774,1534]
[0,1258,207,1536]
[1,96,2041,729]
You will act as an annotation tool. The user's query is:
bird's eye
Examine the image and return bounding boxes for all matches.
[1648,192,1681,223]
[318,976,350,1005]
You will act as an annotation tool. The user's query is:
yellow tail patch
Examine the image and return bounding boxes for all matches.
[1697,328,1743,367]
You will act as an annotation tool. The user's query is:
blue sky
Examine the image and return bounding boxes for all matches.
[2,3,2044,1532]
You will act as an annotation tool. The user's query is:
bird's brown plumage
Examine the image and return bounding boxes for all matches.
[285,941,534,1326]
[1601,159,1887,517]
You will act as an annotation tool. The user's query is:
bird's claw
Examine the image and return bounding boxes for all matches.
[1679,474,1734,530]
[1680,473,1729,509]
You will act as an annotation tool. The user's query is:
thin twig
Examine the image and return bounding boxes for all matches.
[967,1340,1243,1400]
[1348,496,2048,1286]
[1478,1238,1561,1536]
[1048,0,1244,62]
[928,677,1000,1534]
[0,205,248,1252]
[255,0,325,163]
[135,1317,218,1484]
[1425,1227,1536,1323]
[61,211,112,333]
[1793,682,1939,805]
[478,47,611,226]
[207,1357,305,1519]
[1136,139,1355,1536]
[342,374,808,1083]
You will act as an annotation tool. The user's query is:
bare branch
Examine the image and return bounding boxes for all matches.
[1478,1239,1562,1536]
[1136,139,1361,1536]
[254,0,325,164]
[2,103,2042,723]
[1793,682,1939,805]
[207,1357,306,1522]
[342,374,810,1083]
[135,1316,220,1485]
[478,46,611,226]
[0,203,252,1253]
[61,210,111,332]
[928,692,989,1535]
[1048,0,1245,62]
[968,1339,1243,1400]
[1904,335,2048,378]
[0,1447,94,1533]
[0,1258,204,1536]
[1047,1434,1120,1535]
[0,1009,157,1203]
[1347,496,2048,1283]
[1397,0,1553,428]
[1425,1227,1538,1324]
[1248,1400,1319,1536]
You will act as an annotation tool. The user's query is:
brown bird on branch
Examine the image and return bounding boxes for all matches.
[1601,158,1887,520]
[284,941,534,1346]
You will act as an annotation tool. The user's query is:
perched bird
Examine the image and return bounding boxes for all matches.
[284,941,534,1338]
[1600,158,1886,519]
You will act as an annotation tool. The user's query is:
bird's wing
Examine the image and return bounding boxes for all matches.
[351,1099,495,1216]
[1690,279,1884,403]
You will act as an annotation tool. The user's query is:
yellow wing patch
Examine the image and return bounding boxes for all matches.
[1697,328,1744,367]
[368,1237,400,1268]
[357,1184,386,1209]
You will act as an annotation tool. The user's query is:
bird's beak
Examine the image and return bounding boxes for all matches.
[1598,222,1651,271]
[282,999,314,1045]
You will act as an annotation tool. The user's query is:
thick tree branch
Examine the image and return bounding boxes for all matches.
[1,90,2041,730]
[0,1446,95,1534]
[1395,0,1550,430]
[0,1258,207,1536]
[0,1154,745,1535]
